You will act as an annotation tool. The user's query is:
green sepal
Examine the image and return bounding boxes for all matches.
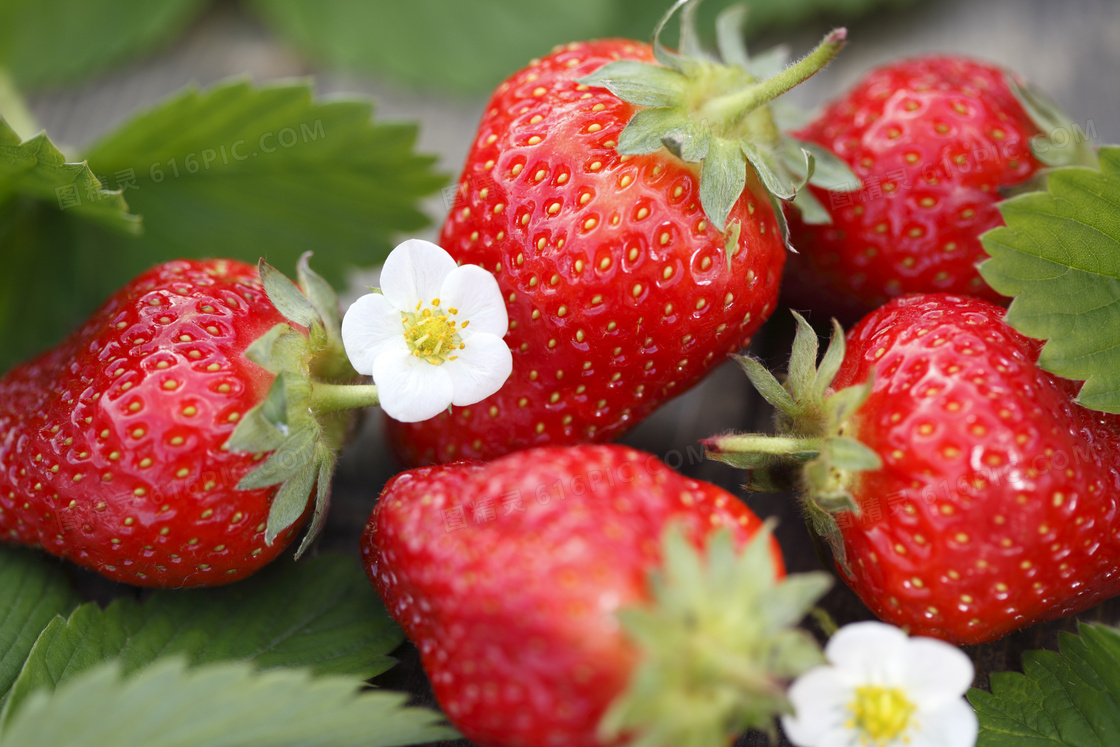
[707,311,882,571]
[236,423,319,491]
[293,445,336,560]
[297,252,342,333]
[259,258,320,329]
[1006,75,1099,169]
[701,138,748,232]
[577,60,686,108]
[741,140,794,200]
[578,0,846,233]
[599,524,831,747]
[264,458,319,547]
[244,323,294,371]
[789,186,831,225]
[223,388,289,455]
[781,137,859,190]
[225,256,364,556]
[618,108,695,156]
[822,436,881,471]
[732,355,796,415]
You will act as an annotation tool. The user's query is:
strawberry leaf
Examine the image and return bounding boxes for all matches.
[1,553,402,724]
[968,622,1120,745]
[0,658,455,747]
[0,548,80,708]
[979,146,1120,413]
[247,0,614,94]
[82,78,443,287]
[0,118,138,233]
[0,0,207,89]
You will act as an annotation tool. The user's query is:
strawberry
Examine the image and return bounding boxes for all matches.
[387,2,848,465]
[707,294,1120,644]
[783,55,1096,320]
[363,443,830,747]
[0,256,360,586]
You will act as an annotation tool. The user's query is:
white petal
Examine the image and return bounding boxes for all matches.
[782,667,851,746]
[827,621,909,685]
[341,293,406,375]
[907,699,978,747]
[901,638,976,707]
[443,332,513,406]
[439,264,508,337]
[373,346,454,423]
[379,239,458,311]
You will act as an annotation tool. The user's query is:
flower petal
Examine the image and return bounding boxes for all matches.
[907,698,978,747]
[444,332,513,406]
[341,293,406,375]
[439,264,509,337]
[373,346,454,423]
[782,667,850,746]
[380,238,458,311]
[902,637,976,707]
[826,621,909,685]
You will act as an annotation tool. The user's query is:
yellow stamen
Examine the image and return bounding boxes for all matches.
[847,686,916,746]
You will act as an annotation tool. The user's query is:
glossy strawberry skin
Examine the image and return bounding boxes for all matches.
[363,444,783,747]
[832,294,1120,644]
[388,39,786,466]
[0,259,303,587]
[785,56,1045,319]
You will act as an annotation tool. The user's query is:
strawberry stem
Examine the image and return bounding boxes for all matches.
[707,434,822,456]
[700,29,847,133]
[309,382,379,415]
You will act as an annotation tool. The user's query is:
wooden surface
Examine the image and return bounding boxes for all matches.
[26,1,1120,745]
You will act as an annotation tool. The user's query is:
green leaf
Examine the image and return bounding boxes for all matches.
[0,548,80,707]
[969,622,1120,746]
[82,78,443,287]
[979,146,1120,413]
[0,119,138,233]
[248,0,614,94]
[0,658,455,747]
[2,553,403,723]
[0,0,207,89]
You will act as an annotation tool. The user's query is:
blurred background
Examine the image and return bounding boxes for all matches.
[3,1,1120,744]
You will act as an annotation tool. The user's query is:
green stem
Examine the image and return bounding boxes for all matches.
[699,28,847,130]
[809,607,839,638]
[0,69,40,141]
[709,434,822,456]
[310,382,379,415]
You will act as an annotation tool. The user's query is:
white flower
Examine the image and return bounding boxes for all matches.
[782,621,978,747]
[341,239,512,423]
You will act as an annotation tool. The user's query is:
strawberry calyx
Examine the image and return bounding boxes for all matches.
[702,312,878,571]
[601,523,831,745]
[578,0,855,238]
[225,254,368,558]
[1006,75,1099,171]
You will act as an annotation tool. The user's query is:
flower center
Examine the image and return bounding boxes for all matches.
[847,685,915,746]
[401,298,466,366]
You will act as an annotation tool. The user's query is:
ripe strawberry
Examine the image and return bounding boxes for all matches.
[363,443,830,747]
[0,257,357,586]
[707,294,1120,644]
[387,3,848,465]
[783,56,1094,320]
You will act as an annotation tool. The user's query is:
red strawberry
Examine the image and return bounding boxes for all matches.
[363,443,830,747]
[783,56,1093,320]
[388,4,848,465]
[0,256,357,586]
[707,294,1120,644]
